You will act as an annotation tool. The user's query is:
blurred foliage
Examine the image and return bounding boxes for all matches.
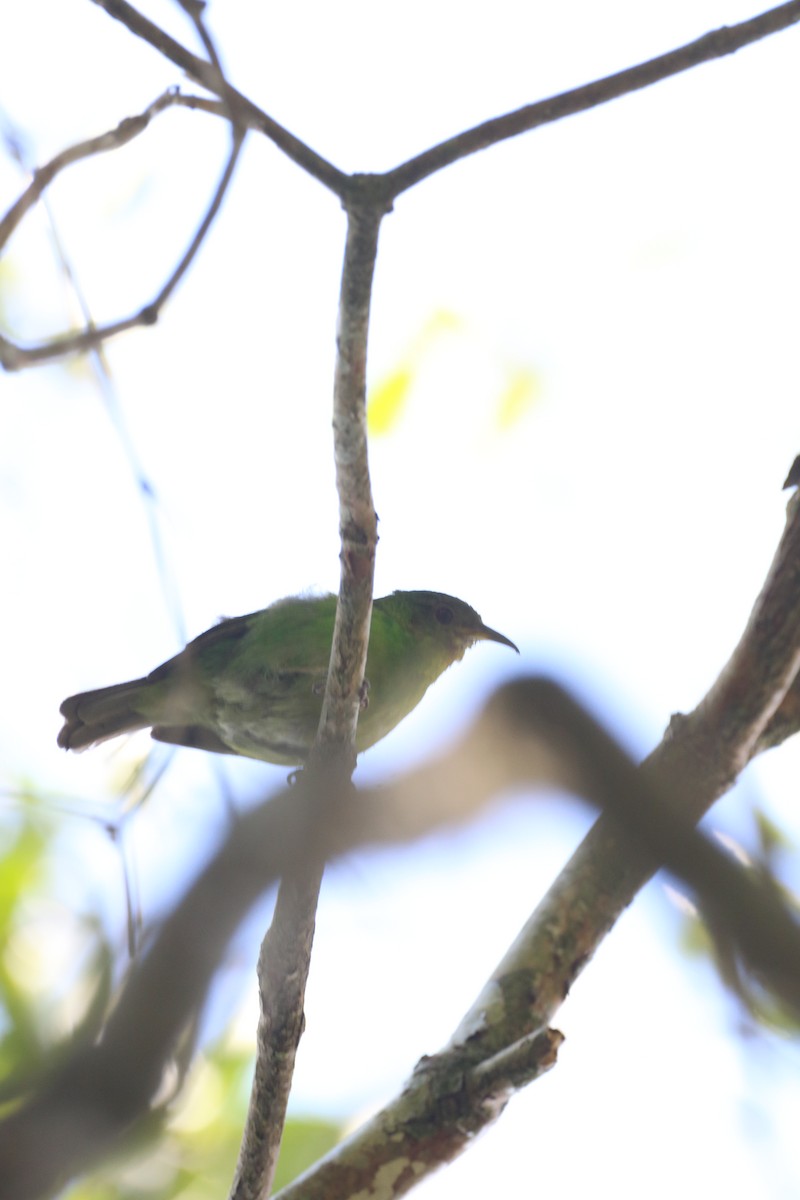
[0,790,113,1103]
[0,258,18,331]
[675,806,800,1036]
[494,364,539,431]
[63,1039,341,1200]
[0,790,343,1196]
[368,310,462,435]
[367,309,541,437]
[272,1115,343,1193]
[368,364,414,435]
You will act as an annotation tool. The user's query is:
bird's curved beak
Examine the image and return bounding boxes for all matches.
[477,623,519,654]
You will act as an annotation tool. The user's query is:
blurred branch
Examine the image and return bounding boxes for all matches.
[4,479,800,1197]
[0,84,244,370]
[273,489,800,1200]
[231,200,385,1200]
[1,704,798,1200]
[753,669,800,753]
[0,780,313,1200]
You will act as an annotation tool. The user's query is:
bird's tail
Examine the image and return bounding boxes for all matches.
[58,679,150,751]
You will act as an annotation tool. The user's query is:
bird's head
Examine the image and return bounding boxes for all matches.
[390,590,519,664]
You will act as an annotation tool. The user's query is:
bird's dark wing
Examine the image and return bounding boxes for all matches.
[151,725,237,754]
[145,613,253,684]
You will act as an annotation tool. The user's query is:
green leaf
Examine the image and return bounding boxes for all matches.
[273,1114,343,1190]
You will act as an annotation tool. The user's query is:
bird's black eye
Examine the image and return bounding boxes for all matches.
[435,604,454,625]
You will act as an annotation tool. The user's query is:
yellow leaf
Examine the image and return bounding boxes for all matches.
[367,367,413,435]
[495,366,540,431]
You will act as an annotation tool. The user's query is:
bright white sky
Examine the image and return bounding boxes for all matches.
[2,2,800,1197]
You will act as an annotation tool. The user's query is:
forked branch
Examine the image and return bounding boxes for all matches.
[4,2,799,367]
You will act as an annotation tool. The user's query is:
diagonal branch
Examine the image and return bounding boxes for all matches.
[5,659,800,1200]
[88,0,347,193]
[5,482,800,1200]
[0,90,176,252]
[384,2,800,195]
[272,489,800,1200]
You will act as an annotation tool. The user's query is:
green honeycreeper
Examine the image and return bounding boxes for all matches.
[58,590,518,765]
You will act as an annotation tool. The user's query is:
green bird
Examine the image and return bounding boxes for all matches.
[58,591,518,765]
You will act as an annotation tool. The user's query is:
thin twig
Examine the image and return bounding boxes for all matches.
[89,1,800,212]
[0,104,187,642]
[0,88,242,370]
[383,3,800,195]
[0,90,175,252]
[88,0,347,193]
[152,119,245,313]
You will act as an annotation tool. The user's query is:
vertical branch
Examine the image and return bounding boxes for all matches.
[230,865,324,1200]
[230,192,387,1200]
[318,197,384,754]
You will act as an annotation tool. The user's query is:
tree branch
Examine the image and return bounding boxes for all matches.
[4,482,800,1199]
[229,198,387,1200]
[4,9,800,1199]
[6,2,798,368]
[272,490,800,1200]
[0,90,173,251]
[230,863,324,1200]
[4,663,800,1200]
[0,87,244,371]
[88,0,347,193]
[383,3,800,195]
[89,0,800,213]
